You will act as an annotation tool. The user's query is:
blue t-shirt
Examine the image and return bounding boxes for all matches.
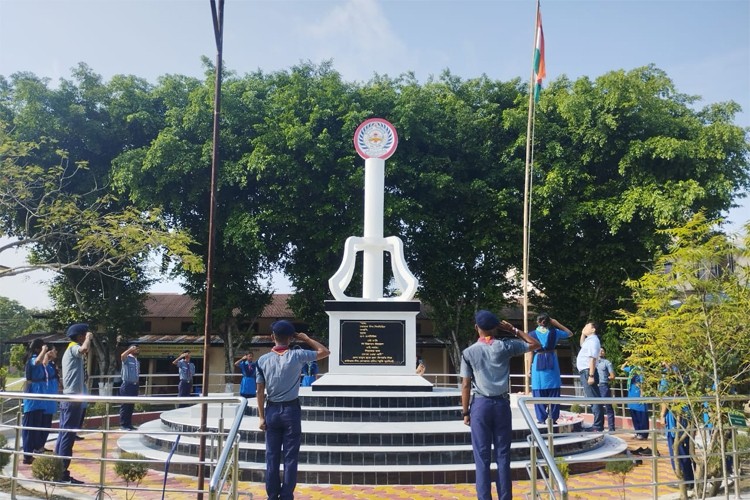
[596,358,614,385]
[530,327,567,390]
[460,338,529,397]
[238,360,257,396]
[177,359,195,382]
[121,355,140,384]
[256,348,317,403]
[23,354,47,413]
[623,366,647,412]
[43,362,59,415]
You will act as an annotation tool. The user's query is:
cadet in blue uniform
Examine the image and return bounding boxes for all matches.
[529,313,573,424]
[172,350,196,406]
[22,339,47,464]
[235,352,257,398]
[55,323,93,484]
[461,310,540,500]
[119,344,140,430]
[256,320,330,500]
[39,345,59,453]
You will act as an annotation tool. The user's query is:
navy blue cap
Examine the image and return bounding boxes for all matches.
[271,320,296,337]
[66,323,89,339]
[475,310,500,331]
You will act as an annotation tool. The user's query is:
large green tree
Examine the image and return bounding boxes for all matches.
[113,63,278,372]
[1,67,201,375]
[523,66,750,329]
[387,72,527,369]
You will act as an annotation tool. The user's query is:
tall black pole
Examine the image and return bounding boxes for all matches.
[197,0,224,496]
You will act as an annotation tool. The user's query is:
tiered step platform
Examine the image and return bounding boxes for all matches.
[117,388,627,485]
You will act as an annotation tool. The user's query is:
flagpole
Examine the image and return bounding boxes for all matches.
[522,0,542,394]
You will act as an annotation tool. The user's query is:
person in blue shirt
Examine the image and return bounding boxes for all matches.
[256,320,329,500]
[461,310,540,500]
[22,339,47,464]
[622,364,649,440]
[300,360,318,386]
[172,350,196,405]
[596,348,616,431]
[235,351,257,398]
[39,344,59,453]
[660,369,695,488]
[119,344,140,430]
[529,313,573,424]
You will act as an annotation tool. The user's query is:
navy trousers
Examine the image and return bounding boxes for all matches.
[178,380,192,408]
[598,383,616,430]
[532,388,561,424]
[630,408,649,438]
[22,410,45,459]
[264,401,302,500]
[119,382,139,427]
[54,401,84,476]
[579,369,603,430]
[667,426,695,484]
[470,396,513,500]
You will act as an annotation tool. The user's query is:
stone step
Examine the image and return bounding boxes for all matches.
[159,406,583,441]
[133,419,608,465]
[117,429,627,485]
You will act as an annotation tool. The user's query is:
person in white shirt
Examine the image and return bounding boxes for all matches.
[576,322,603,431]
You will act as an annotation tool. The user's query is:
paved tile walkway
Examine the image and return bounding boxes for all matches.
[8,431,707,499]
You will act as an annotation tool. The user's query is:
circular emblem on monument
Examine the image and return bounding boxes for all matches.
[354,118,398,160]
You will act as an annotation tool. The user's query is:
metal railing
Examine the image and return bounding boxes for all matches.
[0,391,247,500]
[517,394,749,500]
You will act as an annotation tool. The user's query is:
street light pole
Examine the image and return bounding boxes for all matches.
[197,0,224,496]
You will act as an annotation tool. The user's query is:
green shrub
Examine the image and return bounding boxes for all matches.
[114,452,149,500]
[0,434,9,470]
[606,459,635,500]
[555,456,569,481]
[570,403,583,414]
[31,455,63,499]
[86,401,112,417]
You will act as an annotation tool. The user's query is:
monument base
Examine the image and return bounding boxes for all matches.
[312,374,433,392]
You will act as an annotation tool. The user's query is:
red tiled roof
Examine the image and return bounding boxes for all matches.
[144,293,197,318]
[144,293,294,319]
[264,293,293,318]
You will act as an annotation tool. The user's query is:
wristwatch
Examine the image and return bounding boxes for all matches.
[462,411,470,417]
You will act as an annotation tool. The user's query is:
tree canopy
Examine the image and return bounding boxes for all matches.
[1,62,748,372]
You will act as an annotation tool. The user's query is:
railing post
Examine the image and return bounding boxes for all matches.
[730,426,739,499]
[530,439,537,499]
[650,409,658,499]
[231,436,239,500]
[97,401,111,500]
[11,407,21,500]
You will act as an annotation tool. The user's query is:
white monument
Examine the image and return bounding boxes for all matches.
[313,118,432,391]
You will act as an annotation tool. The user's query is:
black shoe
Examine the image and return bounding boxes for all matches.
[22,457,34,465]
[60,476,84,485]
[75,435,84,441]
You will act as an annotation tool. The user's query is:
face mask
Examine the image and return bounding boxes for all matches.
[537,326,549,334]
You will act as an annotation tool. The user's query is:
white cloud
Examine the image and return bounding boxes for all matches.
[303,0,413,81]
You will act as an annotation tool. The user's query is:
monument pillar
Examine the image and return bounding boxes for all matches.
[314,118,432,392]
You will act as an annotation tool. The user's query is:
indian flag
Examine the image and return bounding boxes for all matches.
[533,8,546,102]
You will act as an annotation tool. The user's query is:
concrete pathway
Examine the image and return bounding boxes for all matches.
[6,430,742,499]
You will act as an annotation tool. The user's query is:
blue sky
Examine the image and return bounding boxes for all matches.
[1,0,748,308]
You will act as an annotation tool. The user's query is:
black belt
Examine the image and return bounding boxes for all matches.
[477,393,509,400]
[266,398,300,406]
